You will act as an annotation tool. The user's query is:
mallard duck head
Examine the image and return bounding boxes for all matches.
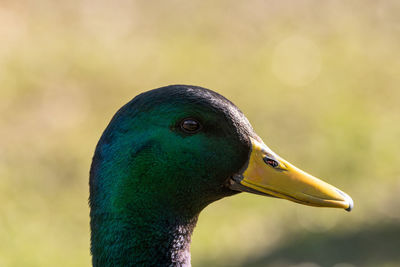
[91,84,352,214]
[89,84,352,266]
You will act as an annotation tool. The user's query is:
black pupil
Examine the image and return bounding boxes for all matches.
[263,156,279,168]
[181,119,200,132]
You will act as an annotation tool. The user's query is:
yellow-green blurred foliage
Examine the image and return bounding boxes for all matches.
[1,1,399,266]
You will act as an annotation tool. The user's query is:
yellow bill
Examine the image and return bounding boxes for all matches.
[230,137,353,211]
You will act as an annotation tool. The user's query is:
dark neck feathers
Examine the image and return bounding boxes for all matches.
[90,208,198,267]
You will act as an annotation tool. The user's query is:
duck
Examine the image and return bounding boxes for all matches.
[89,84,353,266]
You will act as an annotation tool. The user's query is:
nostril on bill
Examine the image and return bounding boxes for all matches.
[263,156,279,168]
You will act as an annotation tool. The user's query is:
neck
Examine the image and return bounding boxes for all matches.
[90,208,198,266]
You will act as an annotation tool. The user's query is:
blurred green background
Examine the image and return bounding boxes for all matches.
[1,1,399,266]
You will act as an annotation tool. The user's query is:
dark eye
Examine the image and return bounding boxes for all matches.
[180,118,201,133]
[263,156,279,168]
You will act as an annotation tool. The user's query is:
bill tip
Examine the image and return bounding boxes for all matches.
[345,197,354,212]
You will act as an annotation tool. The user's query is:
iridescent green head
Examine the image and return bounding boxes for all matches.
[90,85,255,217]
